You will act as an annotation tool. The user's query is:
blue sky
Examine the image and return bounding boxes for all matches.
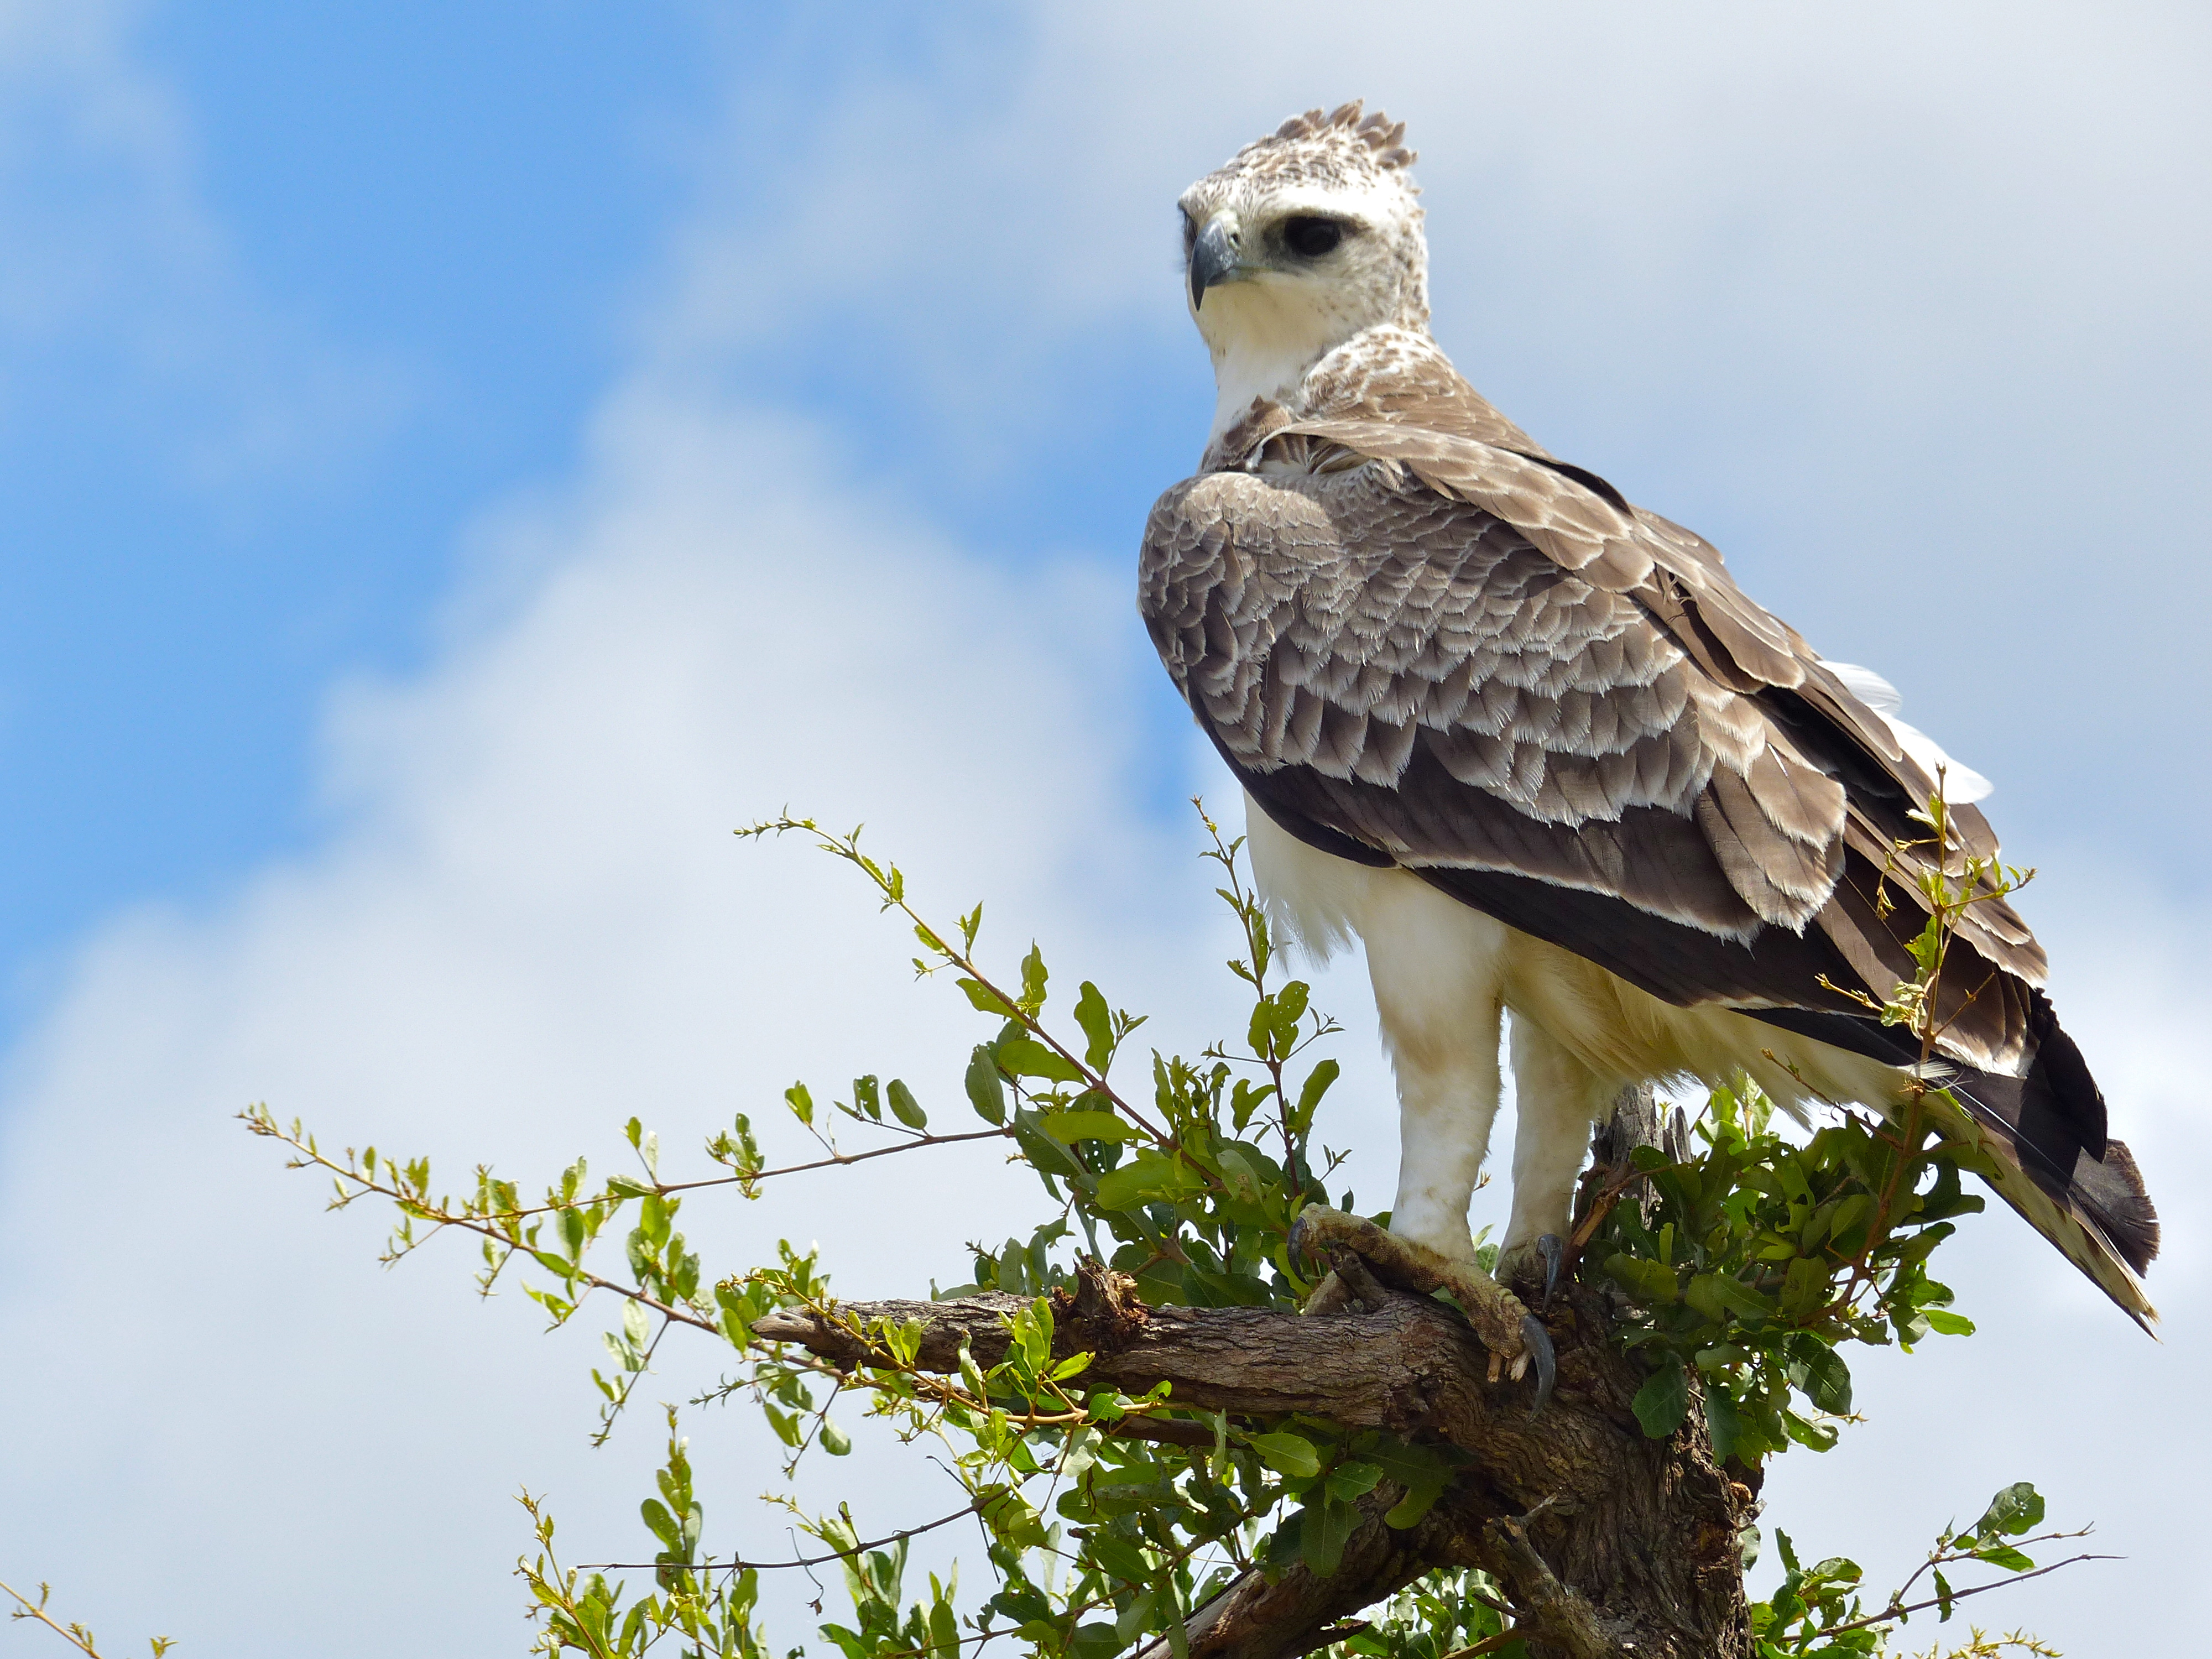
[1,4,2208,1655]
[0,2,720,1004]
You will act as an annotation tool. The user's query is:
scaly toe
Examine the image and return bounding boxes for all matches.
[1291,1204,1538,1379]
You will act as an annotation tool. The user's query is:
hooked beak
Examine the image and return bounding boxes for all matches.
[1188,215,1248,310]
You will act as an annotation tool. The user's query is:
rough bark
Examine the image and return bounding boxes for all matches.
[752,1089,1752,1659]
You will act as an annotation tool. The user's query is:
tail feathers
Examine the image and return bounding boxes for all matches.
[1926,1084,2161,1331]
[1907,988,2158,1327]
[2085,1138,2160,1273]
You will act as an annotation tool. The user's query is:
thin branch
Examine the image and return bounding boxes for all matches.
[252,1107,1010,1233]
[1884,1527,2094,1611]
[249,1116,724,1337]
[1819,1554,2117,1638]
[664,1128,1011,1192]
[578,1503,976,1573]
[1,1580,165,1659]
[1437,1632,1525,1659]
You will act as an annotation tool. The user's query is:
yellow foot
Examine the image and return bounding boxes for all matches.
[1289,1206,1555,1412]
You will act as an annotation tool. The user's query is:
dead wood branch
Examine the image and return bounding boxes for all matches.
[752,1089,1751,1658]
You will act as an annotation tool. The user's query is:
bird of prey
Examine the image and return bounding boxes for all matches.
[1138,103,2159,1373]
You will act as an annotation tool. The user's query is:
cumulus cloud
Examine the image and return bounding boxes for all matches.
[678,1,2212,864]
[1,4,2205,1655]
[0,371,1290,1652]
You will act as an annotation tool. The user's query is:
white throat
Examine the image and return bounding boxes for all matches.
[1198,281,1358,445]
[1208,341,1322,444]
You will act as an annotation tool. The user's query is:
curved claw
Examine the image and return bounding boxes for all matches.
[1286,1208,1318,1268]
[1520,1313,1556,1416]
[1535,1233,1565,1311]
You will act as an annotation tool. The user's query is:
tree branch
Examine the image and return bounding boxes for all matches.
[750,1277,1552,1469]
[753,1251,1747,1659]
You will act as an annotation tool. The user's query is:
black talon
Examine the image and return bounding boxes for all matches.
[1520,1314,1556,1417]
[1287,1209,1317,1267]
[1536,1233,1564,1311]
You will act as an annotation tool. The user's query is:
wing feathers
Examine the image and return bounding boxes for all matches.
[1142,419,2088,1081]
[1141,357,2157,1325]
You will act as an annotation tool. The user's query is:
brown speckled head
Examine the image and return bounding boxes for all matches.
[1227,101,1419,189]
[1178,102,1431,439]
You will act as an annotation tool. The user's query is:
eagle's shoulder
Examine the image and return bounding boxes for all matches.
[1295,326,1550,454]
[1139,367,2044,1034]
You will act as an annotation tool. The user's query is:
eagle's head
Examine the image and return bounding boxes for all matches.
[1178,102,1427,439]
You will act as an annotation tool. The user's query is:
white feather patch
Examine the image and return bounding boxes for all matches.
[1824,660,1994,804]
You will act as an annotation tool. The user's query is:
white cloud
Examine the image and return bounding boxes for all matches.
[674,2,2212,854]
[2,4,2206,1655]
[0,369,1274,1652]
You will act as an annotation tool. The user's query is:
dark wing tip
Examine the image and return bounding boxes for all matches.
[2091,1137,2160,1272]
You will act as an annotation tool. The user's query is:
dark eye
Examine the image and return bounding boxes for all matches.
[1282,216,1345,258]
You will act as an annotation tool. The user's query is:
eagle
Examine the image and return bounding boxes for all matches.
[1138,103,2159,1374]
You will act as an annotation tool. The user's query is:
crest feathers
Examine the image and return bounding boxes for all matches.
[1268,101,1416,170]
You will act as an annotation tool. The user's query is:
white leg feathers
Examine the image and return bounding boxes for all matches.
[1355,873,1509,1262]
[1503,1017,1619,1264]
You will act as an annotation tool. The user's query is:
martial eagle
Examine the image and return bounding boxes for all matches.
[1138,103,2159,1371]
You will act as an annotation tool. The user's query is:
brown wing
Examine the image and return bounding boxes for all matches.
[1145,303,2171,1321]
[1139,432,2158,1290]
[1143,444,2039,1058]
[1267,420,2044,979]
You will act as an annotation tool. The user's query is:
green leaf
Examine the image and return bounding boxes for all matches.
[1632,1355,1689,1438]
[964,1046,1006,1125]
[852,1074,882,1120]
[1687,1272,1773,1323]
[1922,1308,1976,1337]
[1300,1496,1357,1578]
[996,1036,1086,1083]
[1074,982,1115,1072]
[1604,1253,1682,1307]
[1704,1383,1745,1464]
[1778,1255,1832,1323]
[1212,1141,1275,1202]
[1248,1431,1320,1478]
[784,1083,813,1126]
[640,1497,679,1548]
[1973,1481,2046,1538]
[1093,1152,1197,1211]
[1382,1481,1447,1529]
[957,977,1016,1018]
[1040,1110,1141,1145]
[1019,945,1049,1014]
[1248,984,1307,1059]
[1324,1460,1383,1501]
[1825,1193,1872,1249]
[820,1420,853,1456]
[1291,1059,1339,1134]
[885,1078,927,1129]
[1358,1435,1466,1492]
[1786,1338,1853,1415]
[1009,1110,1087,1181]
[1780,1407,1839,1452]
